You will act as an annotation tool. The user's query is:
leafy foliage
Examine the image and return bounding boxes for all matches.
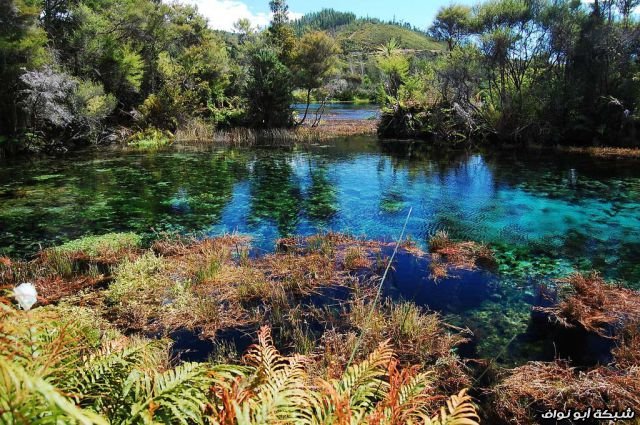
[0,302,479,425]
[244,48,294,128]
[377,0,640,147]
[209,326,480,425]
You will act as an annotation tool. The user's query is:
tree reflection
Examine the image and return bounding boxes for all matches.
[305,164,338,223]
[248,153,302,236]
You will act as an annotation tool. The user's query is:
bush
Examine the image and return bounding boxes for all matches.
[126,128,173,151]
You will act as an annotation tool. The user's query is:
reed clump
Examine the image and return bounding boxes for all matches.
[42,232,142,267]
[492,356,640,425]
[534,272,640,336]
[176,120,377,147]
[492,274,640,424]
[428,230,496,279]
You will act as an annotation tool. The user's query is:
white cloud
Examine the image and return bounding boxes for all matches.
[184,0,302,32]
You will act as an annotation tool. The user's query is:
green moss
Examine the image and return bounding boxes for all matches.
[52,232,142,258]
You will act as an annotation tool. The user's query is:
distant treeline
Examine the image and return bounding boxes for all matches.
[2,0,638,156]
[292,8,424,35]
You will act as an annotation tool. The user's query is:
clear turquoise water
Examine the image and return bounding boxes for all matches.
[1,138,639,363]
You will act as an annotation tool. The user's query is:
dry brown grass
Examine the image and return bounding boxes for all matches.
[492,359,640,425]
[535,272,640,336]
[177,120,378,147]
[493,274,640,424]
[526,144,640,159]
[613,323,640,369]
[311,295,472,394]
[4,232,475,405]
[35,275,111,304]
[428,231,496,280]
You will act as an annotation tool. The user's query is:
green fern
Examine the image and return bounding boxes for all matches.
[422,390,480,425]
[0,357,107,425]
[208,327,481,425]
[0,306,480,425]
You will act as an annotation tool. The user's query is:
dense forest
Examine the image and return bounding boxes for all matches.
[1,0,640,156]
[382,0,640,146]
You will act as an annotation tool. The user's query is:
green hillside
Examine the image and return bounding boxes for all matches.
[293,9,445,53]
[337,22,444,53]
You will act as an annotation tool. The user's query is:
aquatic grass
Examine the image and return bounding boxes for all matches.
[178,120,377,147]
[344,246,371,270]
[194,251,224,284]
[42,249,75,278]
[493,274,640,424]
[428,231,496,279]
[174,118,214,142]
[528,143,640,159]
[35,274,111,304]
[106,252,168,306]
[492,358,640,424]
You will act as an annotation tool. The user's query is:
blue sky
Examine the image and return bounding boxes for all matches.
[186,0,473,32]
[186,0,603,32]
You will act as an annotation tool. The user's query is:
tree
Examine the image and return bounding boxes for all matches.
[268,0,296,63]
[292,31,340,125]
[429,4,473,51]
[0,0,49,134]
[19,67,116,150]
[244,48,293,128]
[376,39,410,102]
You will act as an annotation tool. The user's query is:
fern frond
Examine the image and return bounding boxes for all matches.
[125,362,212,425]
[335,341,393,409]
[307,341,394,424]
[243,326,289,382]
[71,338,165,398]
[0,356,108,425]
[238,354,313,424]
[423,389,480,425]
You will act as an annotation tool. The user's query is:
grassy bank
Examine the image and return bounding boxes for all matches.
[174,120,378,147]
[1,233,477,424]
[1,232,638,423]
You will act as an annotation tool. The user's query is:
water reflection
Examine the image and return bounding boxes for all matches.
[305,164,338,223]
[249,153,303,236]
[1,139,640,289]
